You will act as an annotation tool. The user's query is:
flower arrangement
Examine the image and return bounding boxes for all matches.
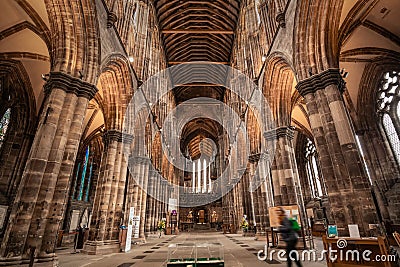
[240,217,249,231]
[157,220,166,237]
[158,220,166,230]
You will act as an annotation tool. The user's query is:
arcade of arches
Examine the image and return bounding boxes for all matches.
[0,0,399,265]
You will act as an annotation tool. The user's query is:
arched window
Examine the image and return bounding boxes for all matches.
[377,71,400,165]
[305,138,325,198]
[0,108,11,149]
[72,146,93,202]
[255,0,261,25]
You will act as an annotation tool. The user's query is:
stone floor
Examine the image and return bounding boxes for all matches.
[57,231,328,267]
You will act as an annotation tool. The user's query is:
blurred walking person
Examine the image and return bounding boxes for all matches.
[278,208,302,267]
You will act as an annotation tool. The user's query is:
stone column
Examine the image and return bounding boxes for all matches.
[0,72,97,265]
[85,130,132,255]
[145,170,156,233]
[111,134,131,238]
[152,172,161,232]
[126,156,150,241]
[249,157,268,235]
[138,162,149,240]
[260,152,274,230]
[357,129,399,222]
[265,126,297,206]
[296,69,379,236]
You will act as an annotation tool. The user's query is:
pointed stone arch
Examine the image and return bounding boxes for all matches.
[99,54,136,131]
[262,53,297,127]
[45,0,100,82]
[294,0,342,79]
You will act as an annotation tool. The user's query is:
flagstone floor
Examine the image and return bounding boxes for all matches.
[57,231,328,267]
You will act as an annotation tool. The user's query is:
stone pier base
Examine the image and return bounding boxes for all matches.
[83,240,120,255]
[0,254,58,266]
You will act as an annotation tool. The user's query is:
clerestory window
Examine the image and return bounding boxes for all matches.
[0,108,11,149]
[305,138,325,198]
[377,71,400,165]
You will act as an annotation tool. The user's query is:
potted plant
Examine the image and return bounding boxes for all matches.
[157,220,166,238]
[241,217,249,235]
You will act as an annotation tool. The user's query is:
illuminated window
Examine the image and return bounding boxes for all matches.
[73,146,93,202]
[305,138,325,197]
[255,0,261,25]
[0,108,11,148]
[377,71,400,165]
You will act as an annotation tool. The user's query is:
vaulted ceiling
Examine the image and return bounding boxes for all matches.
[339,0,400,113]
[0,0,51,114]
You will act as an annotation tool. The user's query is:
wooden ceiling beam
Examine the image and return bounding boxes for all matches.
[169,61,229,65]
[173,83,226,87]
[162,29,234,34]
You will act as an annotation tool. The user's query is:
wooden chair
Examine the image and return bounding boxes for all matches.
[393,231,400,247]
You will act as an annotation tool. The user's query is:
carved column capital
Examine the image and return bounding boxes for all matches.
[103,129,134,144]
[107,11,118,28]
[276,12,286,28]
[44,72,98,100]
[264,126,295,141]
[295,68,345,97]
[259,152,270,161]
[128,155,150,165]
[249,153,260,163]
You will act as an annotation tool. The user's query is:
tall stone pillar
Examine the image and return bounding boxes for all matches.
[138,160,149,239]
[249,157,268,235]
[259,152,275,230]
[0,72,97,266]
[125,156,150,241]
[296,69,379,236]
[85,130,132,255]
[265,126,297,206]
[145,170,156,233]
[357,129,399,222]
[152,173,161,232]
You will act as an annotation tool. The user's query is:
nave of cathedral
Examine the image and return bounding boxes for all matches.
[0,0,400,266]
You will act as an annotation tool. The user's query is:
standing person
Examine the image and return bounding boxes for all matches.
[278,208,302,267]
[76,225,84,250]
[72,225,80,253]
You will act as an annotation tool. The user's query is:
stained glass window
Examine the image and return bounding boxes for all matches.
[72,144,95,202]
[72,162,81,199]
[78,146,90,201]
[377,71,400,166]
[85,162,93,202]
[0,108,11,148]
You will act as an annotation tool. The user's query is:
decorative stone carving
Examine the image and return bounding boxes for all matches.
[264,126,295,141]
[44,72,98,100]
[107,11,118,28]
[103,129,134,145]
[276,12,286,28]
[295,69,346,97]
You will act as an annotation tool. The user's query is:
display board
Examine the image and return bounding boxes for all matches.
[69,210,80,232]
[168,198,178,212]
[133,215,140,238]
[125,207,135,252]
[328,225,338,237]
[269,205,300,228]
[348,224,360,238]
